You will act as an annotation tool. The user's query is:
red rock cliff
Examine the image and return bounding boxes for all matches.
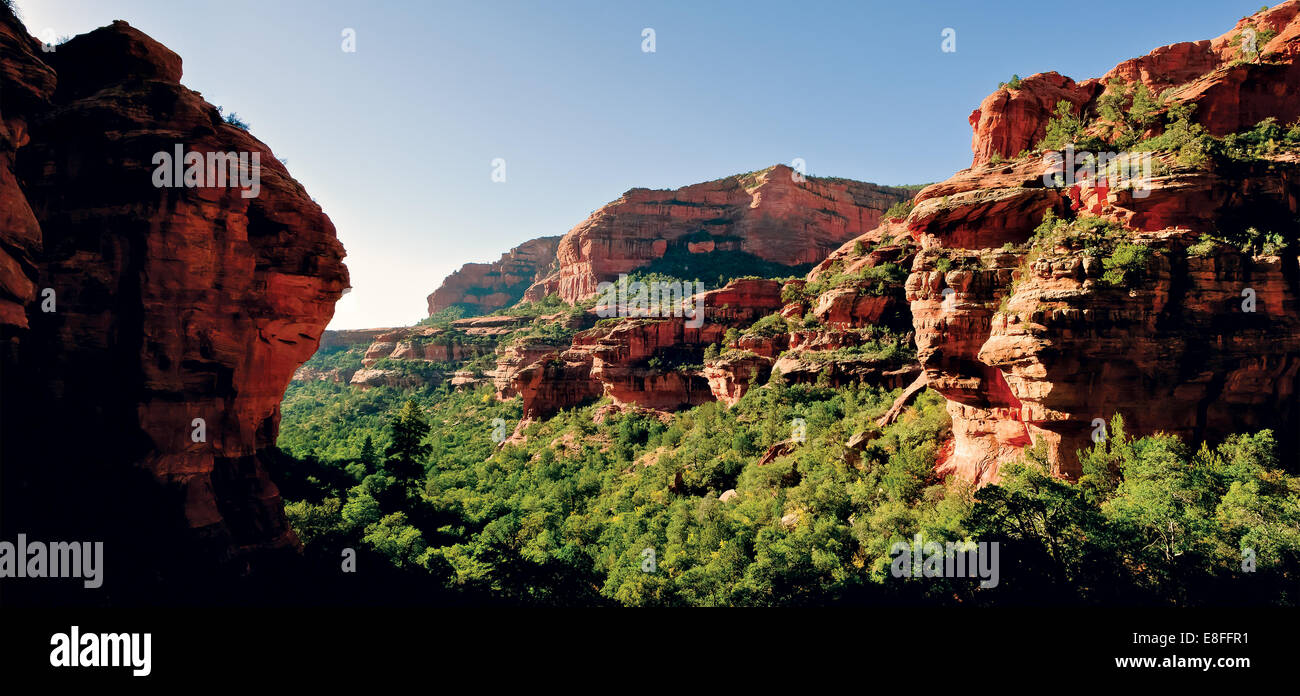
[427,235,561,315]
[970,2,1300,165]
[0,11,348,595]
[523,165,915,304]
[909,2,1300,484]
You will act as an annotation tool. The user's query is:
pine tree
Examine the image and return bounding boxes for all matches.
[359,434,379,474]
[383,400,431,488]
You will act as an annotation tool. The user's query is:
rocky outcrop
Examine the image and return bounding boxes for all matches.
[970,2,1300,165]
[0,12,348,595]
[0,10,52,333]
[969,72,1099,167]
[450,313,533,336]
[703,351,772,406]
[494,337,569,398]
[292,363,356,384]
[893,2,1300,484]
[318,327,394,350]
[523,165,915,304]
[505,278,784,420]
[908,138,1300,485]
[350,368,423,390]
[360,326,493,366]
[427,235,561,315]
[701,221,922,397]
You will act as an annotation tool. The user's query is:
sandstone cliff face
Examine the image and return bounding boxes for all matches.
[0,12,347,595]
[0,11,51,332]
[500,246,924,425]
[360,326,493,366]
[904,17,1300,485]
[426,235,561,315]
[318,327,395,350]
[970,2,1300,166]
[502,279,784,422]
[522,165,915,304]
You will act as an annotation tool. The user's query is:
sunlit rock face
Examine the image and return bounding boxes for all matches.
[904,2,1300,483]
[970,2,1300,167]
[522,165,914,304]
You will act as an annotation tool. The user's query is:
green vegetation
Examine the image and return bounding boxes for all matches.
[1187,226,1289,258]
[1137,112,1300,167]
[1185,237,1219,258]
[493,293,580,319]
[418,305,468,327]
[1132,102,1212,167]
[1043,84,1300,170]
[741,313,789,339]
[1038,100,1101,151]
[799,261,908,300]
[1037,79,1300,169]
[1215,117,1300,160]
[1026,210,1151,288]
[784,328,914,365]
[637,239,814,288]
[1099,241,1151,286]
[998,74,1023,90]
[278,365,1300,605]
[884,199,915,220]
[1095,79,1161,148]
[216,106,250,131]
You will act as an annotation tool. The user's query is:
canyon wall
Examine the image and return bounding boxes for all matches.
[970,2,1300,166]
[523,165,914,304]
[302,3,1298,499]
[426,235,561,315]
[0,12,348,599]
[914,2,1300,483]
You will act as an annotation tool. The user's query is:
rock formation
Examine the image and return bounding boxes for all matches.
[970,2,1300,166]
[0,11,348,598]
[427,235,561,315]
[521,165,915,304]
[907,1,1300,483]
[501,279,784,421]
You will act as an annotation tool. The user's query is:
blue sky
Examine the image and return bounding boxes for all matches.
[16,0,1272,328]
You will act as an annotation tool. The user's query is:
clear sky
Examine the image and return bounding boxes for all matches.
[15,0,1271,329]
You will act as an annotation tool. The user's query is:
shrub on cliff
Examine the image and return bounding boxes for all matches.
[884,199,914,220]
[742,313,788,339]
[1100,241,1151,286]
[802,262,907,299]
[215,106,250,131]
[1038,100,1103,151]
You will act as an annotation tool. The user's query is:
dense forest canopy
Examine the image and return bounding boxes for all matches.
[278,349,1300,606]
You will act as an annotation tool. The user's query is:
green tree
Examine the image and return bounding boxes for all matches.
[359,434,379,474]
[383,400,432,488]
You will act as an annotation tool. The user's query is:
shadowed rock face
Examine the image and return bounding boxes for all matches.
[0,12,347,598]
[970,2,1300,166]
